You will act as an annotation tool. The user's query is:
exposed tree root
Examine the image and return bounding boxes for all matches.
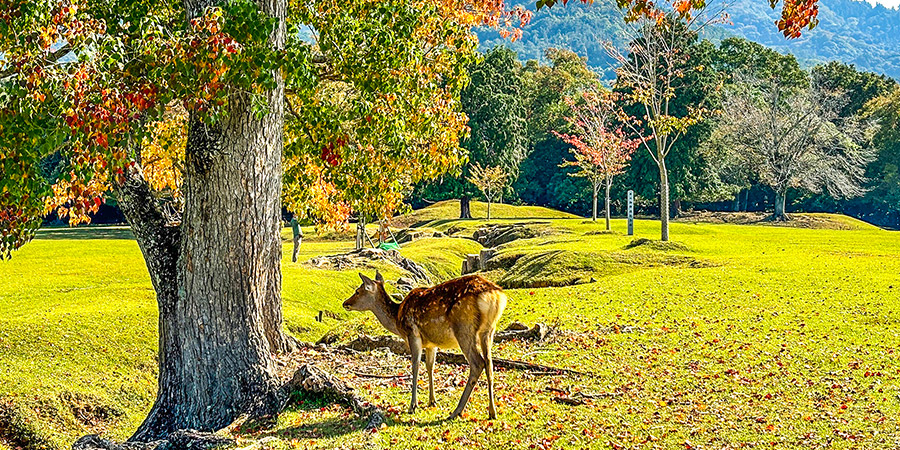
[285,364,386,431]
[73,430,232,450]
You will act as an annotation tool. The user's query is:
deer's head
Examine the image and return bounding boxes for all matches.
[343,271,386,311]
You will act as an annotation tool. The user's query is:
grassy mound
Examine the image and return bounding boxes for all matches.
[494,248,711,289]
[391,200,580,228]
[399,237,483,282]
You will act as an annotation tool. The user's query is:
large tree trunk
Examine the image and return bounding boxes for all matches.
[126,0,288,440]
[459,196,472,219]
[604,179,611,231]
[658,158,670,241]
[774,189,788,221]
[672,198,682,218]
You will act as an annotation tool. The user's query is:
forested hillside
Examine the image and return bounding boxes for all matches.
[478,0,900,80]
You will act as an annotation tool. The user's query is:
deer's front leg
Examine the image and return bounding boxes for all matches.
[408,335,423,414]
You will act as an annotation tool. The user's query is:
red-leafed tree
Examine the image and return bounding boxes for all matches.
[553,91,641,229]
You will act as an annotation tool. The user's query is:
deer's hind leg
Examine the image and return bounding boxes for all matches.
[479,328,497,419]
[448,324,484,420]
[425,347,437,407]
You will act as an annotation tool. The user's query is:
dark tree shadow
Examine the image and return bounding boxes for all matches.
[35,227,135,241]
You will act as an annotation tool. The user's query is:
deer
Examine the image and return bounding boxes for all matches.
[342,271,507,420]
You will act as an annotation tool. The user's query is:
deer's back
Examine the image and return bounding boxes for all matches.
[399,275,506,347]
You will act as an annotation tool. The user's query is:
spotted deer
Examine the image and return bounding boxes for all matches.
[342,271,507,419]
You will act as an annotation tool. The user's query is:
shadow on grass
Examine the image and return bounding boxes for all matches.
[418,217,584,229]
[35,226,135,240]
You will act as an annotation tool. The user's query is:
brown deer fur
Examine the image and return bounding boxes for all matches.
[342,271,507,419]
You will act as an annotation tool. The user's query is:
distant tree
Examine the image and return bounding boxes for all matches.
[712,37,808,90]
[609,14,714,241]
[411,46,528,219]
[716,77,875,220]
[514,49,601,215]
[704,37,808,210]
[620,36,729,217]
[520,48,601,143]
[552,91,640,228]
[468,163,508,220]
[856,87,900,227]
[810,61,897,119]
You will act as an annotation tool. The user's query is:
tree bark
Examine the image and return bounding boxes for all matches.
[672,198,682,218]
[774,189,788,220]
[459,196,472,219]
[487,199,492,221]
[732,190,741,212]
[658,158,670,241]
[128,0,289,440]
[591,183,598,222]
[604,179,611,231]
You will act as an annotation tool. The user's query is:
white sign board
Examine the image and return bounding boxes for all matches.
[627,190,634,236]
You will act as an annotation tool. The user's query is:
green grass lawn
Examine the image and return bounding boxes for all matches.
[2,203,900,449]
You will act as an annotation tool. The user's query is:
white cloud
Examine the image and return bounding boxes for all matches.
[864,0,900,8]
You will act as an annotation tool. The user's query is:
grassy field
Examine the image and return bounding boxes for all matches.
[2,203,899,449]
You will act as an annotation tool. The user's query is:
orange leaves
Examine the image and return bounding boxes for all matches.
[772,0,819,38]
[44,167,110,226]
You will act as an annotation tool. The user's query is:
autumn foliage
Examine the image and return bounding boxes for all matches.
[538,0,818,38]
[553,91,641,224]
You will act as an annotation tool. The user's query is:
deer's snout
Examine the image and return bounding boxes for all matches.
[342,298,355,311]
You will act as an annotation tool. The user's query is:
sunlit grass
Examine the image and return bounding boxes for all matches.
[1,203,899,449]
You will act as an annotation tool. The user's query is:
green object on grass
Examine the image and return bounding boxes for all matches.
[379,242,401,251]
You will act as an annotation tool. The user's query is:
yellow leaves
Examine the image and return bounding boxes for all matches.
[141,103,187,199]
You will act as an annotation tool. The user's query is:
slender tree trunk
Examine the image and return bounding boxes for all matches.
[774,189,788,220]
[658,158,670,241]
[128,0,288,440]
[355,220,365,250]
[743,188,750,212]
[732,190,741,212]
[672,198,682,218]
[591,183,598,222]
[459,196,472,219]
[604,179,611,231]
[487,199,492,221]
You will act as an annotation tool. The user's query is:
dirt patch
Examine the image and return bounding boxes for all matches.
[472,222,564,248]
[584,230,619,236]
[675,211,864,230]
[624,238,691,252]
[306,248,431,285]
[59,392,124,428]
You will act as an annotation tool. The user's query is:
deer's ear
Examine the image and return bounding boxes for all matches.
[359,273,375,292]
[375,270,384,283]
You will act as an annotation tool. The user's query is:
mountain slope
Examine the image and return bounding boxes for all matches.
[478,0,900,80]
